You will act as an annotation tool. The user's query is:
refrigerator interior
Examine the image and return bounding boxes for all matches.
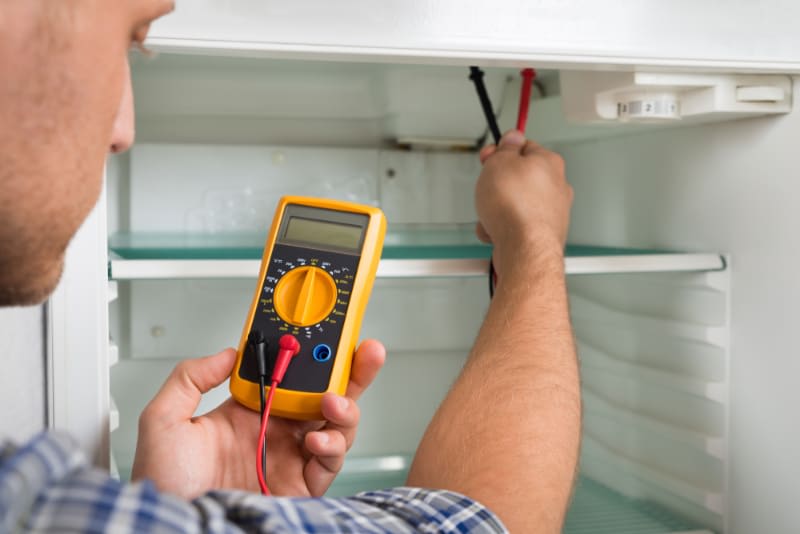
[103,52,753,533]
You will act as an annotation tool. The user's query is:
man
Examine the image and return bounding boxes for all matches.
[0,1,579,533]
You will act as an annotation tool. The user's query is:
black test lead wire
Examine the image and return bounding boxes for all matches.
[256,335,301,495]
[468,66,500,297]
[469,67,502,145]
[252,331,269,485]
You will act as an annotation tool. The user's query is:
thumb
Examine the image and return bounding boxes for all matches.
[494,129,526,154]
[143,348,237,425]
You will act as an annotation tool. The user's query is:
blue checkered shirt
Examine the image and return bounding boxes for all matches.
[0,432,506,533]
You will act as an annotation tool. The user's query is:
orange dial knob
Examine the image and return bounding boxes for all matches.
[274,266,337,327]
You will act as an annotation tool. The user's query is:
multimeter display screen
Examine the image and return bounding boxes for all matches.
[284,217,363,251]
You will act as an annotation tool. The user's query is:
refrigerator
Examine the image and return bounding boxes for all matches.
[41,2,800,533]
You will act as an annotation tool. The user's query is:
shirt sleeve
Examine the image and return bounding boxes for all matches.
[0,432,507,534]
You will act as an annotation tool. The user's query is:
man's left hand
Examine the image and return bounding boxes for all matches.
[131,340,386,499]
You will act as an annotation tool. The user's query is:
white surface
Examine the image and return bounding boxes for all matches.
[107,281,118,303]
[561,78,800,534]
[147,0,800,71]
[0,305,45,443]
[131,54,511,146]
[559,72,792,122]
[108,254,725,280]
[109,397,119,432]
[47,186,110,467]
[129,53,797,151]
[126,144,482,231]
[108,342,119,368]
[128,144,380,232]
[121,278,484,360]
[109,259,492,279]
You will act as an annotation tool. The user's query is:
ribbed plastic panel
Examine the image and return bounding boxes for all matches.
[569,268,730,531]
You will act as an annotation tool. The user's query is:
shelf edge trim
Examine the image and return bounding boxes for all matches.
[108,253,725,280]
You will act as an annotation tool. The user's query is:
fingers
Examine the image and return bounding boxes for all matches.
[481,131,546,164]
[302,430,347,496]
[479,144,496,164]
[479,130,524,164]
[343,339,386,401]
[494,130,526,154]
[319,393,360,449]
[521,138,544,155]
[142,348,237,425]
[475,222,491,244]
[305,430,347,470]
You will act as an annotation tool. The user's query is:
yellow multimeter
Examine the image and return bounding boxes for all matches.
[230,196,386,420]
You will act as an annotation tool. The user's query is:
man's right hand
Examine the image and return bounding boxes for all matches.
[474,130,573,279]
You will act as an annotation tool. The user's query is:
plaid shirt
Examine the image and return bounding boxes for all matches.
[0,432,506,533]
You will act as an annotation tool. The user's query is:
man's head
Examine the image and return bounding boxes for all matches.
[0,0,174,305]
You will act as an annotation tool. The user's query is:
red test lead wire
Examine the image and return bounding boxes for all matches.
[516,68,536,134]
[256,380,278,495]
[256,334,301,495]
[489,67,537,296]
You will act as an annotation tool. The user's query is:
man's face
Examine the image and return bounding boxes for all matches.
[0,0,174,305]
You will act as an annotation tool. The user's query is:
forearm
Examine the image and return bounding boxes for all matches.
[407,242,581,533]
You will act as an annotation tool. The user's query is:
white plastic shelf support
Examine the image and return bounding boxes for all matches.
[110,452,120,481]
[108,342,119,368]
[110,396,120,433]
[108,253,724,280]
[107,281,118,303]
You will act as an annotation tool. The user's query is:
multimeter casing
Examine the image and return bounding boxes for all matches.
[230,196,386,420]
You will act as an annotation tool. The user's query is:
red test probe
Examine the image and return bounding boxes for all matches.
[516,68,536,134]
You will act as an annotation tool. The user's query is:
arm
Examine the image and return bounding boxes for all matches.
[406,130,580,533]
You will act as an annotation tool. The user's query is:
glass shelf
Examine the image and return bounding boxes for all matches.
[108,229,725,280]
[564,478,711,534]
[109,232,269,260]
[325,457,708,534]
[109,226,494,261]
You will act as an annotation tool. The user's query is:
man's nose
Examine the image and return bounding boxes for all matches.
[110,63,135,154]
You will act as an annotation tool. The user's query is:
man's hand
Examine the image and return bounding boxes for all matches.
[131,340,386,499]
[474,129,572,279]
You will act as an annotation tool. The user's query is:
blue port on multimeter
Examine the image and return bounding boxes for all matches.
[312,344,332,362]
